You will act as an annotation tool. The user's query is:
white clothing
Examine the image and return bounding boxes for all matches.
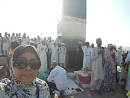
[47,66,68,90]
[91,47,104,80]
[117,49,122,66]
[37,44,48,72]
[11,36,16,42]
[22,37,29,45]
[90,47,104,90]
[47,40,54,50]
[58,47,66,66]
[50,46,58,67]
[2,36,9,56]
[82,46,91,69]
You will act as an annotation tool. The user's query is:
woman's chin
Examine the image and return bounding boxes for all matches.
[20,76,34,85]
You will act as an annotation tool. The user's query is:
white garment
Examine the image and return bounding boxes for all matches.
[125,53,130,90]
[90,47,104,89]
[22,37,29,45]
[58,46,66,66]
[47,66,68,90]
[117,49,122,66]
[37,44,48,72]
[2,36,9,56]
[50,46,58,67]
[47,40,54,50]
[82,46,91,69]
[11,36,16,42]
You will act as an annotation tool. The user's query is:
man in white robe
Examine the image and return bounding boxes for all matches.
[82,42,91,69]
[90,38,104,94]
[58,43,66,68]
[11,33,16,42]
[2,33,9,56]
[50,42,58,67]
[47,61,68,94]
[37,40,48,72]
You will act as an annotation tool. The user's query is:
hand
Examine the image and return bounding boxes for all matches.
[111,53,115,59]
[98,50,104,55]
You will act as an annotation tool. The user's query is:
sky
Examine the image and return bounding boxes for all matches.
[0,0,129,47]
[87,0,130,47]
[0,0,62,39]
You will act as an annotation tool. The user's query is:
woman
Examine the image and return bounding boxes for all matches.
[0,45,50,98]
[102,44,116,91]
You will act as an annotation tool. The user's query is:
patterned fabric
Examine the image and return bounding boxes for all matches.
[0,46,50,98]
[101,64,116,91]
[0,78,50,98]
[101,44,116,91]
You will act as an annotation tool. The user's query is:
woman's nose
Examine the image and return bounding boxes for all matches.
[25,65,32,70]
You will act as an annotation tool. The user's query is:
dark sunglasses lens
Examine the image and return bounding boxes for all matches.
[14,58,27,69]
[29,60,41,70]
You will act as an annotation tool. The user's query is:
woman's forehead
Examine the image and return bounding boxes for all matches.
[17,52,38,61]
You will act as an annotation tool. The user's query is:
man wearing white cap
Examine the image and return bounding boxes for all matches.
[37,40,48,72]
[82,42,91,69]
[58,43,66,68]
[50,42,58,67]
[90,38,104,94]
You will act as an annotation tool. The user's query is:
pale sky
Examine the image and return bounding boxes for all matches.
[87,0,130,47]
[0,0,129,47]
[0,0,62,39]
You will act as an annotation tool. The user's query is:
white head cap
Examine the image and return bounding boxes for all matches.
[79,42,82,44]
[96,38,102,42]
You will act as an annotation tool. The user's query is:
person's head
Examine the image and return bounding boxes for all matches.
[53,42,56,47]
[12,33,15,36]
[96,38,102,48]
[8,33,10,37]
[79,42,83,47]
[42,40,45,45]
[16,33,18,37]
[11,41,20,51]
[19,33,21,37]
[47,37,50,40]
[5,32,7,36]
[18,39,22,44]
[52,61,58,69]
[58,42,61,47]
[50,37,52,40]
[91,44,94,48]
[58,36,61,39]
[61,43,64,47]
[107,44,113,51]
[85,42,89,48]
[12,45,41,85]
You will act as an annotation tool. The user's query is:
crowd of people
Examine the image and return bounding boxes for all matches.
[0,32,129,97]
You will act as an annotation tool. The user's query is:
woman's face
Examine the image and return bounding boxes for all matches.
[14,52,39,85]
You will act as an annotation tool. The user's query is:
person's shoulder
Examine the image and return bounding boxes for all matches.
[0,78,10,90]
[36,78,48,88]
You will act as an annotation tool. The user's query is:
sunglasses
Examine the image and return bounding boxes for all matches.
[13,58,41,70]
